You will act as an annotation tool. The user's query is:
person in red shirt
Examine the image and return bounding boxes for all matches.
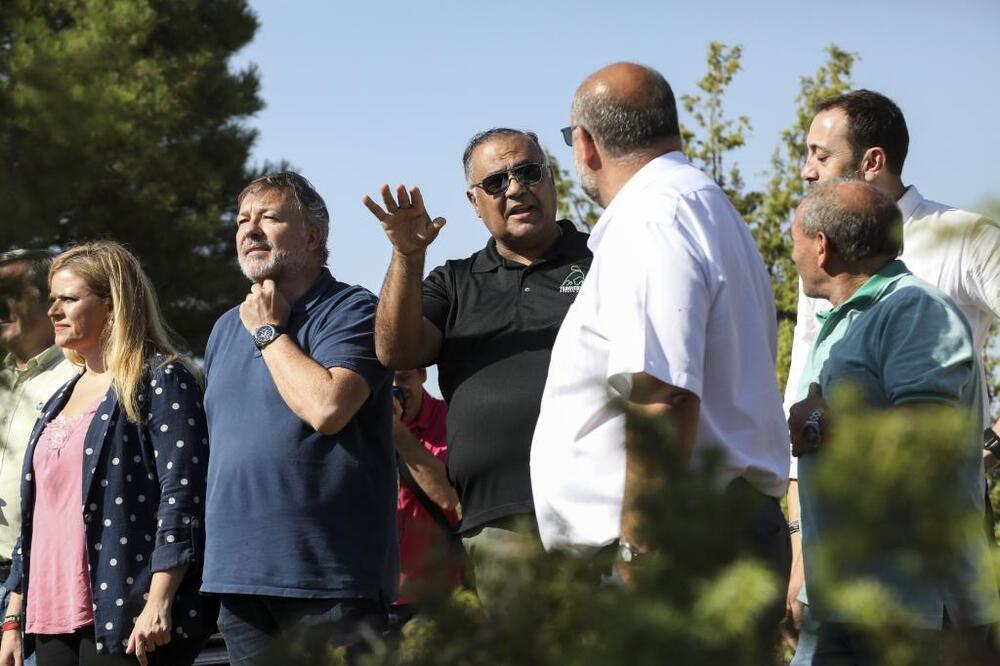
[390,368,464,628]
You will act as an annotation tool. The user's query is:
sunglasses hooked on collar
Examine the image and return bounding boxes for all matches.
[469,162,548,197]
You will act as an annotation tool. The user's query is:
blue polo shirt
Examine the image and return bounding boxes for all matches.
[201,269,397,601]
[797,260,999,628]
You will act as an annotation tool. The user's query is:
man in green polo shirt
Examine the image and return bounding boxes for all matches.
[0,250,77,604]
[787,180,1000,662]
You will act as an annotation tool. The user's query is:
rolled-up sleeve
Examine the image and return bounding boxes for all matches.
[144,361,209,572]
[6,536,23,591]
[965,218,1000,320]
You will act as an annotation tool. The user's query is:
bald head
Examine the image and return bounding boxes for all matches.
[799,179,902,264]
[572,62,680,158]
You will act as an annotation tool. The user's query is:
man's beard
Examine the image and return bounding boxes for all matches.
[807,164,865,189]
[575,159,604,208]
[238,243,307,282]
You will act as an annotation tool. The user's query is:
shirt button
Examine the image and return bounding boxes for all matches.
[524,287,531,293]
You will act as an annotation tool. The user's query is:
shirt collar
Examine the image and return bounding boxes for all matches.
[896,185,923,221]
[2,344,65,376]
[816,259,911,324]
[291,268,337,313]
[588,151,690,252]
[470,219,585,273]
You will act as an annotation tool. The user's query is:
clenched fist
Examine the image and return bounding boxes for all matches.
[240,279,291,334]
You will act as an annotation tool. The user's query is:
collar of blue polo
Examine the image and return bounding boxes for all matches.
[816,259,910,324]
[291,268,337,313]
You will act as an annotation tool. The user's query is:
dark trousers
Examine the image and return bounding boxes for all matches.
[34,625,205,666]
[723,477,793,628]
[216,594,386,666]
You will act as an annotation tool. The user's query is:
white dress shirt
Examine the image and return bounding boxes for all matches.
[785,186,1000,478]
[530,152,790,551]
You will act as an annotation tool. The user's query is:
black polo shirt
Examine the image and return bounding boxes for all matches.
[422,220,592,533]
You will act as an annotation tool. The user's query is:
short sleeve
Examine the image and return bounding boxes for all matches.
[604,215,711,400]
[421,263,454,333]
[879,292,976,406]
[310,290,389,393]
[964,218,1000,319]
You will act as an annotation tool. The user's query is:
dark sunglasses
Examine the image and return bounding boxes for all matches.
[560,126,577,146]
[470,162,548,196]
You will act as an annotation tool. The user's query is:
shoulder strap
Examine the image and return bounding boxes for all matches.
[397,458,463,551]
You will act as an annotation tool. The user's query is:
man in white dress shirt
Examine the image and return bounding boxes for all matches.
[785,89,1000,663]
[530,63,791,628]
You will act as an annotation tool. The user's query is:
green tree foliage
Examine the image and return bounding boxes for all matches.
[0,0,263,353]
[317,397,995,666]
[548,150,600,229]
[680,42,759,217]
[277,415,787,665]
[679,42,857,391]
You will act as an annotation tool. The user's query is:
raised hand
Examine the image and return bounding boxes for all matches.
[363,184,446,256]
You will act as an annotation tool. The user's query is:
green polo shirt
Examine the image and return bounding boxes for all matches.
[797,260,999,628]
[0,346,77,563]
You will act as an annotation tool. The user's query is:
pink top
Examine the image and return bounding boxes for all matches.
[396,392,463,605]
[26,401,98,635]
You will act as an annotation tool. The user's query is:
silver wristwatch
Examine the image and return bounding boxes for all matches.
[618,541,644,564]
[253,323,285,350]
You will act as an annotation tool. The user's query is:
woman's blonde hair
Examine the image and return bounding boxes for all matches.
[50,241,193,423]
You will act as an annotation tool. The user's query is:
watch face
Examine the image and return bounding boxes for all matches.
[254,324,276,346]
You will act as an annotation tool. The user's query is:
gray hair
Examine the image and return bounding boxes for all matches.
[462,128,545,183]
[572,64,680,159]
[0,248,56,299]
[238,171,330,264]
[800,179,903,263]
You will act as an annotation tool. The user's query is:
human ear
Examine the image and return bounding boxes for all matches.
[466,189,482,219]
[860,147,887,182]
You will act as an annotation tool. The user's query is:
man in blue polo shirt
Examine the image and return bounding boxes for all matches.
[202,172,396,665]
[787,179,999,662]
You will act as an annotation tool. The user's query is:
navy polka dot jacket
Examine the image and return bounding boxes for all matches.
[7,355,215,655]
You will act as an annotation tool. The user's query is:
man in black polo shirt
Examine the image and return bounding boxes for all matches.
[363,128,592,612]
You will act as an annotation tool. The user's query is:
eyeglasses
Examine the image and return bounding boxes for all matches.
[560,126,577,146]
[469,162,548,196]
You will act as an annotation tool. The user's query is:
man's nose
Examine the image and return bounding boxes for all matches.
[801,158,817,182]
[504,172,527,196]
[239,219,264,240]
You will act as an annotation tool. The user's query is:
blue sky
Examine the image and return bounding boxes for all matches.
[234,0,999,391]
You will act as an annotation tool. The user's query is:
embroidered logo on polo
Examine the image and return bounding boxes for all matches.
[559,265,587,293]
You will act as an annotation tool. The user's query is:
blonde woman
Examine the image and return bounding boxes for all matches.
[0,242,213,666]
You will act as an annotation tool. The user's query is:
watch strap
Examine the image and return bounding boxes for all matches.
[253,323,286,350]
[985,428,1000,454]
